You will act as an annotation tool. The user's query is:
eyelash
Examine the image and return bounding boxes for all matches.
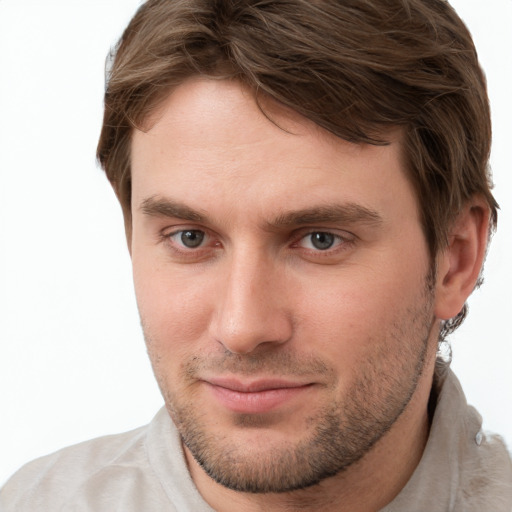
[294,232,347,251]
[161,228,355,260]
[163,229,218,256]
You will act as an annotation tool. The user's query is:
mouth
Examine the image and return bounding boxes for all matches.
[202,377,315,414]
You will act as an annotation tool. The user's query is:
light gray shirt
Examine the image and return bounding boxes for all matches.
[2,369,511,511]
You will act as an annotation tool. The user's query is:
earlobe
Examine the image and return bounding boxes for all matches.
[434,198,490,320]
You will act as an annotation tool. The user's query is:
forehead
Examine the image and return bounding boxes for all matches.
[130,78,416,223]
[137,77,344,157]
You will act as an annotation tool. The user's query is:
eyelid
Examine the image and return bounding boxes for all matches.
[161,224,207,239]
[291,229,357,258]
[294,228,355,243]
[159,225,355,262]
[298,232,342,248]
[160,226,220,257]
[167,228,206,244]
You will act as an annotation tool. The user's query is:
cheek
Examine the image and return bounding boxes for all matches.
[132,255,215,359]
[295,265,427,361]
[297,287,384,356]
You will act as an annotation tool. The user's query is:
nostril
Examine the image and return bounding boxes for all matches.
[209,305,293,355]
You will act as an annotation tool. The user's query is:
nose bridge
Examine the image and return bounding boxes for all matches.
[210,244,292,354]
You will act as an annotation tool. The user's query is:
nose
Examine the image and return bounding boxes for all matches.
[209,250,293,354]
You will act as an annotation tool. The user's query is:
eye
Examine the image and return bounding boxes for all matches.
[298,231,345,251]
[169,229,206,249]
[308,232,336,250]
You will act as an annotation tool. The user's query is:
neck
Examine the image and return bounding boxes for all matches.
[185,359,435,512]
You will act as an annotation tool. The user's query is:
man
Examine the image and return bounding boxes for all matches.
[2,0,511,510]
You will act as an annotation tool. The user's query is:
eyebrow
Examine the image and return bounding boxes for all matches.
[268,203,383,228]
[140,196,383,228]
[141,196,206,222]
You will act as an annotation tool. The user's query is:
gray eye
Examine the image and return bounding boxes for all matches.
[180,230,205,248]
[310,232,335,250]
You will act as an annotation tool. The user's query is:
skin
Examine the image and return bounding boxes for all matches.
[129,78,488,512]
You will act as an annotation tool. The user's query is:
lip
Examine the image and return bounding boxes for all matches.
[203,377,314,414]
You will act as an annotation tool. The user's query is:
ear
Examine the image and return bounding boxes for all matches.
[124,213,133,257]
[434,197,491,320]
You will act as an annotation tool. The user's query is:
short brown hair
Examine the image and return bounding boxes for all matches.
[97,0,498,334]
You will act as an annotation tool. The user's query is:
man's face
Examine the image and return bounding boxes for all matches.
[130,78,438,493]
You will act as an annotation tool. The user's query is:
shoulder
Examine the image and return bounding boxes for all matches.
[384,367,512,512]
[441,368,512,510]
[0,423,166,511]
[457,422,512,511]
[442,370,512,508]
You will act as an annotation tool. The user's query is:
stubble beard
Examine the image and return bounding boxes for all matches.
[144,275,436,494]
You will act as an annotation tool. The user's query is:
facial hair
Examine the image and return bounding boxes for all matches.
[144,274,436,494]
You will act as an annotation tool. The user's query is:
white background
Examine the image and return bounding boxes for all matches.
[0,0,510,486]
